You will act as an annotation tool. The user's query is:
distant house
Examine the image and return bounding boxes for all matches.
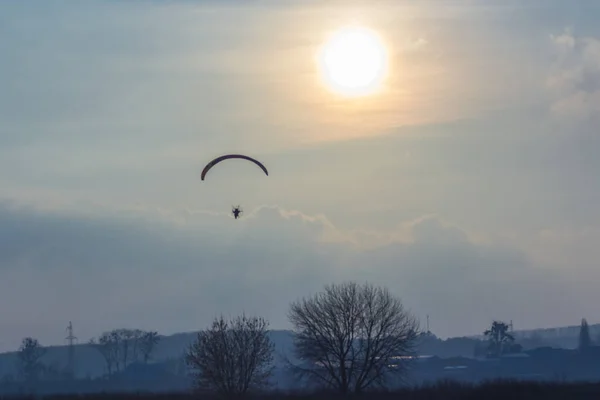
[501,353,530,358]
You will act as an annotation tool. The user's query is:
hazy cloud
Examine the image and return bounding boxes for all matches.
[548,28,600,119]
[0,200,586,352]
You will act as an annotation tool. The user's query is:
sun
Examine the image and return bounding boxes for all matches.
[317,26,389,97]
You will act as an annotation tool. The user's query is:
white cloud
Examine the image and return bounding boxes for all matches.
[548,28,600,119]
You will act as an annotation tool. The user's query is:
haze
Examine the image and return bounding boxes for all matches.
[1,0,600,352]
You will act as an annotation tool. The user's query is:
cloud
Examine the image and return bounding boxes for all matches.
[548,28,600,119]
[0,199,586,352]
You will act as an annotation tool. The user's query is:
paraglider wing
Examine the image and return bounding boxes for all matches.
[200,154,269,181]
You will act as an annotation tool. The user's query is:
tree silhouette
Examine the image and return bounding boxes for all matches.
[484,321,514,357]
[139,330,160,364]
[186,314,274,396]
[90,328,161,377]
[89,332,119,376]
[578,318,592,352]
[288,281,419,394]
[17,337,47,385]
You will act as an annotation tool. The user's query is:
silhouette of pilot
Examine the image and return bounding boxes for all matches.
[232,206,243,219]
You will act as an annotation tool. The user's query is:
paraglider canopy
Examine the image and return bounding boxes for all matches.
[200,154,268,181]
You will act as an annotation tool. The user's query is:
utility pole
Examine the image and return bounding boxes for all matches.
[65,321,77,379]
[426,314,430,334]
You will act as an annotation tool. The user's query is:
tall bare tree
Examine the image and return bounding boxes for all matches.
[288,281,419,394]
[139,330,160,364]
[17,337,47,384]
[109,330,123,371]
[130,329,144,363]
[186,314,275,397]
[115,329,136,368]
[89,332,118,376]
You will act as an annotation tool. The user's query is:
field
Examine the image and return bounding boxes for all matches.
[4,381,600,400]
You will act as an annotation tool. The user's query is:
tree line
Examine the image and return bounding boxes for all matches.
[477,317,599,358]
[89,329,160,376]
[12,280,592,397]
[185,281,421,397]
[10,328,161,385]
[7,282,530,396]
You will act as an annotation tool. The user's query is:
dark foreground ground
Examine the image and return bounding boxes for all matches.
[4,381,600,400]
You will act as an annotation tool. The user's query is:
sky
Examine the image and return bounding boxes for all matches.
[1,0,600,352]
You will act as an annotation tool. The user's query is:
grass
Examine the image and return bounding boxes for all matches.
[4,380,600,400]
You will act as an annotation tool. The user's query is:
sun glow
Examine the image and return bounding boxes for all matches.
[317,26,389,97]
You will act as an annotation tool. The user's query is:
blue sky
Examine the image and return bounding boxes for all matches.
[1,0,600,351]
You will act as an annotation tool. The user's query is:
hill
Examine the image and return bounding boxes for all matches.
[1,320,596,380]
[0,330,296,379]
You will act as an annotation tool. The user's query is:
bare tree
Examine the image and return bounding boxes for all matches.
[91,328,160,375]
[287,281,419,394]
[130,329,144,363]
[109,330,123,371]
[17,337,47,384]
[115,328,136,368]
[89,331,119,376]
[139,330,160,364]
[186,314,275,397]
